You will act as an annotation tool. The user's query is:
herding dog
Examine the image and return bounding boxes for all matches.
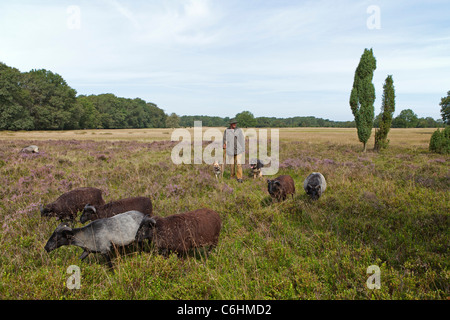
[250,159,264,179]
[213,161,222,179]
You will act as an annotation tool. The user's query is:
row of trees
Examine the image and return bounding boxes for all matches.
[1,61,446,132]
[177,113,357,128]
[0,62,166,130]
[173,110,442,129]
[349,48,449,152]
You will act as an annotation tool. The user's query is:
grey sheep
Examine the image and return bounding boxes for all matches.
[303,172,327,200]
[40,187,105,221]
[267,175,295,201]
[44,210,146,268]
[80,196,153,224]
[21,145,39,153]
[135,208,222,256]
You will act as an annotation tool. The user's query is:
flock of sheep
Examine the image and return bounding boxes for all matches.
[41,187,221,269]
[40,161,327,269]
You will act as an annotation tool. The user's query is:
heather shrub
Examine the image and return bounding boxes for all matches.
[0,131,448,300]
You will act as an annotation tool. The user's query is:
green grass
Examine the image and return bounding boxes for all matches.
[0,130,448,299]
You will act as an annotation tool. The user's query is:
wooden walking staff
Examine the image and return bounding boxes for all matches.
[221,144,225,178]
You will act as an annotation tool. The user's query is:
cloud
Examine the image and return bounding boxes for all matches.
[0,0,448,120]
[125,0,221,45]
[102,0,140,29]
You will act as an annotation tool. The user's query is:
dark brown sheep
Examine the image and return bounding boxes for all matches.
[135,208,222,255]
[267,175,295,202]
[80,196,153,224]
[40,187,105,221]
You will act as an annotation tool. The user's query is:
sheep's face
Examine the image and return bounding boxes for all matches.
[135,216,157,242]
[306,184,321,201]
[267,180,282,197]
[40,204,55,217]
[44,224,74,252]
[80,204,96,224]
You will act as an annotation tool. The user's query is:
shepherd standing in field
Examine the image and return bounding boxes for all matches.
[223,118,245,183]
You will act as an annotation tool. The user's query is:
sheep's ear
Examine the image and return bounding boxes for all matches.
[274,181,281,185]
[148,218,157,228]
[84,204,96,213]
[56,224,73,239]
[143,215,157,228]
[267,179,271,184]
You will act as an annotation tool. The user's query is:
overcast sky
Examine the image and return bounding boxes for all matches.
[1,0,449,121]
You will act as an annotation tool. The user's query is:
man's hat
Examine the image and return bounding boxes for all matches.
[229,118,238,124]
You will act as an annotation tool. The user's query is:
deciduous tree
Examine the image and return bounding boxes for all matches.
[440,91,450,125]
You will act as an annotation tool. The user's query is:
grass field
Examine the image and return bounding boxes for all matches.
[0,128,448,299]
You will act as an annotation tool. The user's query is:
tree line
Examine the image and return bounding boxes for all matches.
[0,61,445,131]
[0,62,166,130]
[178,113,356,128]
[176,109,444,129]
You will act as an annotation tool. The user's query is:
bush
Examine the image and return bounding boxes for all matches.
[429,127,450,154]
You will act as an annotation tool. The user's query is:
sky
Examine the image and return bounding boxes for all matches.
[0,0,449,121]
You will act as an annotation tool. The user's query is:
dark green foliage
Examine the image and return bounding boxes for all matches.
[392,109,419,128]
[0,63,34,130]
[440,91,450,125]
[350,48,377,151]
[0,62,166,130]
[165,113,180,128]
[235,110,256,128]
[390,109,441,128]
[179,115,356,128]
[179,115,228,127]
[77,94,166,129]
[374,75,395,151]
[24,69,77,130]
[429,126,450,154]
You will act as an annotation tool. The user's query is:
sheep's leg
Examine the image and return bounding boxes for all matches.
[136,241,145,252]
[207,245,216,257]
[79,250,90,260]
[160,248,169,257]
[103,253,114,270]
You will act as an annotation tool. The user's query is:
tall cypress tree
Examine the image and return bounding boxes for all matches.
[374,75,396,151]
[350,48,377,152]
